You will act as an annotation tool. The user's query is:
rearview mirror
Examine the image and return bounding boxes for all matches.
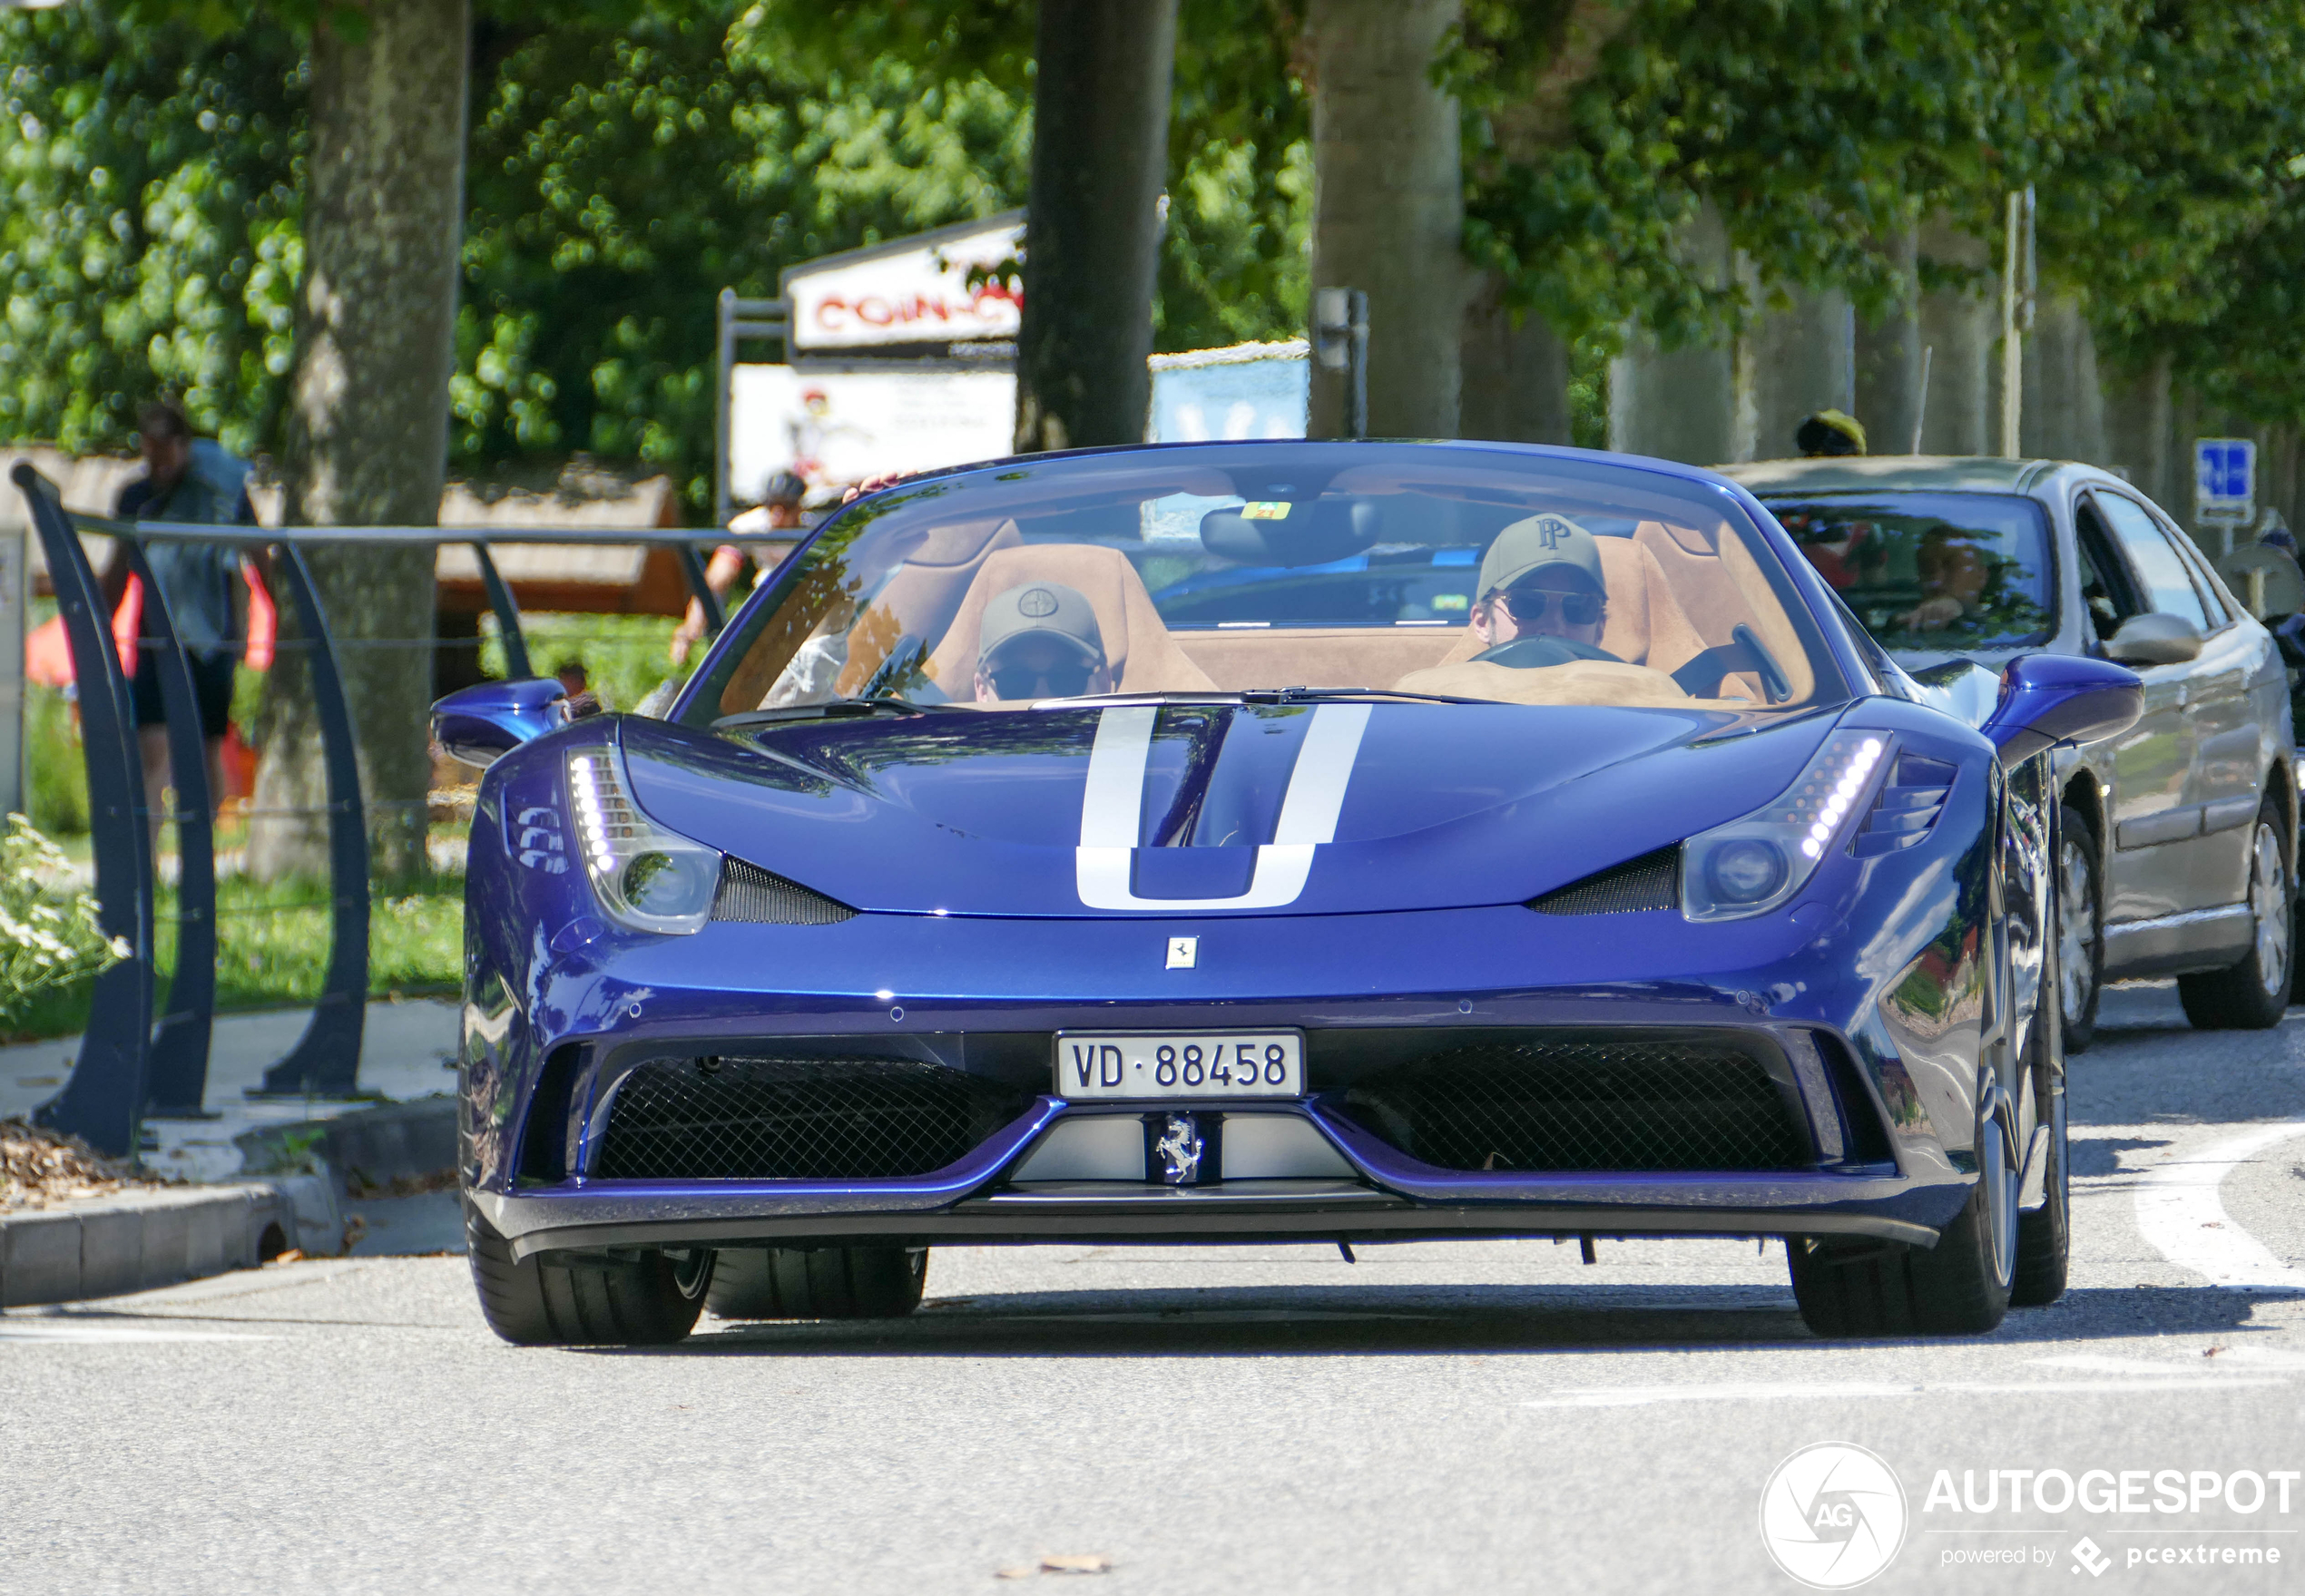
[431,678,570,769]
[2104,612,2203,666]
[1982,654,2143,765]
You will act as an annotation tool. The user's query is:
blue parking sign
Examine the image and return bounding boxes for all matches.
[2196,436,2256,514]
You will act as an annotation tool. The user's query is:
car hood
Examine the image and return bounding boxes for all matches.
[620,701,1842,917]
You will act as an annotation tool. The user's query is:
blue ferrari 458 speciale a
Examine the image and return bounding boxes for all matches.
[435,439,2146,1346]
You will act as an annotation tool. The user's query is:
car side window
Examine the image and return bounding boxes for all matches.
[2072,497,2144,642]
[2093,492,2211,629]
[2156,514,2233,628]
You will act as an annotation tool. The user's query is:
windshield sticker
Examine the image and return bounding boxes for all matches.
[1240,502,1293,520]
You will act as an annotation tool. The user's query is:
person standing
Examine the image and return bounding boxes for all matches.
[112,402,256,851]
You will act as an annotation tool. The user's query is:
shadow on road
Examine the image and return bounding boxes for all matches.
[573,1280,2292,1360]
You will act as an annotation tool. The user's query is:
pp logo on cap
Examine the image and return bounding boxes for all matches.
[1017,587,1059,618]
[1533,514,1578,551]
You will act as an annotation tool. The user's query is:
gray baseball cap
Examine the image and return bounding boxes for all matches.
[1477,513,1606,598]
[978,581,1104,662]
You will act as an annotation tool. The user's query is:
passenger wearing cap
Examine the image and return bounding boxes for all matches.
[974,582,1114,703]
[1467,513,1621,662]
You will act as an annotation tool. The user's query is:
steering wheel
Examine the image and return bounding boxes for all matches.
[1469,635,1624,669]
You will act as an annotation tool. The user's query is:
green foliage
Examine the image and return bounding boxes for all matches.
[0,3,305,455]
[0,815,128,1024]
[24,685,90,838]
[477,611,682,712]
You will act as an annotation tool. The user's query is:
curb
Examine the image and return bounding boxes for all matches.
[1,1183,298,1308]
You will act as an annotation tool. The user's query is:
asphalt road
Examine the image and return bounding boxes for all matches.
[6,982,2305,1595]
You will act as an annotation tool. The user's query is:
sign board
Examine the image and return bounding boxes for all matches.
[1148,342,1309,443]
[783,211,1024,357]
[729,365,1016,505]
[2195,436,2257,522]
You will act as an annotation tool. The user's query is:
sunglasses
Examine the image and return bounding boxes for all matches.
[985,651,1098,700]
[1495,585,1603,627]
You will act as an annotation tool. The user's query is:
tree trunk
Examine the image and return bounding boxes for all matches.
[1012,0,1179,455]
[2104,349,2178,513]
[1609,201,1736,465]
[1460,272,1571,445]
[1737,279,1854,463]
[1916,218,1995,455]
[1304,0,1464,439]
[249,0,468,883]
[2020,296,2107,468]
[1854,228,1923,455]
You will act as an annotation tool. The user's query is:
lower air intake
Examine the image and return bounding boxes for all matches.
[1529,846,1679,915]
[593,1057,1030,1180]
[712,858,856,925]
[1339,1037,1810,1172]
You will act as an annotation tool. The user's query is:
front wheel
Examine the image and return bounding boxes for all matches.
[2058,803,2104,1053]
[706,1246,928,1320]
[464,1199,705,1346]
[1789,1092,2017,1337]
[2178,800,2293,1030]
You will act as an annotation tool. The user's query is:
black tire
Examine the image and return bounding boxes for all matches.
[2009,1087,2069,1307]
[1789,1112,2016,1337]
[464,1199,707,1346]
[2178,796,2293,1030]
[2057,802,2104,1053]
[706,1246,928,1320]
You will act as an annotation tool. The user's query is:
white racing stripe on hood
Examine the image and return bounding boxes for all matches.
[1076,703,1371,911]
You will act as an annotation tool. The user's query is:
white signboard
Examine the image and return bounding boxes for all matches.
[786,213,1024,353]
[2195,436,2256,522]
[729,365,1016,505]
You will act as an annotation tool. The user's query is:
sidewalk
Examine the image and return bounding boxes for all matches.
[0,997,460,1182]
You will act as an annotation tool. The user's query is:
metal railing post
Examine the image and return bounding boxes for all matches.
[676,542,724,639]
[471,543,533,680]
[251,542,370,1097]
[122,536,218,1117]
[10,465,153,1156]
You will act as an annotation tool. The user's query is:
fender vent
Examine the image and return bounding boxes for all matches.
[712,858,857,925]
[1528,846,1679,915]
[1854,754,1956,857]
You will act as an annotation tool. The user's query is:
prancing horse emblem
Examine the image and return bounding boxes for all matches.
[1154,1113,1203,1185]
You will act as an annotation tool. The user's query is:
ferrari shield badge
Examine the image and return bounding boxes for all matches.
[1154,1113,1204,1185]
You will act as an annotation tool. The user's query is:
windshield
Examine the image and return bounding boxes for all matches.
[1768,492,2055,655]
[681,442,1847,722]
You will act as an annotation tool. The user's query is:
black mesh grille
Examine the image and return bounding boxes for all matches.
[1529,846,1680,915]
[1339,1038,1809,1171]
[593,1057,1029,1180]
[711,858,856,925]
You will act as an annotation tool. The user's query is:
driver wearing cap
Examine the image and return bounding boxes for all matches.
[1467,514,1617,658]
[974,582,1115,703]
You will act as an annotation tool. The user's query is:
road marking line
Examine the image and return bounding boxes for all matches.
[2133,1119,2305,1290]
[0,1320,274,1343]
[2026,1354,2225,1376]
[1520,1377,2286,1409]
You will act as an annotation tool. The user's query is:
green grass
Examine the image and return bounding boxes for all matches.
[3,869,466,1043]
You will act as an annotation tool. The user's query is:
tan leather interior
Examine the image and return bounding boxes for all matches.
[1632,519,1815,702]
[924,543,1218,697]
[1392,658,1698,708]
[1424,536,1712,676]
[835,517,1023,696]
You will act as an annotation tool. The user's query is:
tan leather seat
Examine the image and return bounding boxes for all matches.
[1633,519,1814,702]
[1423,536,1711,675]
[834,517,1023,696]
[924,543,1217,698]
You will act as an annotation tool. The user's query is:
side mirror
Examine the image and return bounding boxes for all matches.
[431,678,570,769]
[1983,654,2143,765]
[2104,612,2203,666]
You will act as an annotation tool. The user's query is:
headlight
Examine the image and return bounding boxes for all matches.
[565,745,722,934]
[1682,729,1889,921]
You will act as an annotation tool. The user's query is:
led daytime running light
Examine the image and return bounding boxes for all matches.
[1682,730,1892,923]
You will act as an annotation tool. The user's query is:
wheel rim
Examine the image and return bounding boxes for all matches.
[672,1248,715,1301]
[2250,820,2290,997]
[1982,1092,2019,1289]
[2058,835,2098,1028]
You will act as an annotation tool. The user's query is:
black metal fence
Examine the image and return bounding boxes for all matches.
[9,462,741,1156]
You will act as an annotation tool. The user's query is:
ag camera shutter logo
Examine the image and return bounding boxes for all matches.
[1760,1443,1908,1589]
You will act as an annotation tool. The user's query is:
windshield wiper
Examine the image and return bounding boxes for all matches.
[1244,685,1487,707]
[713,697,947,729]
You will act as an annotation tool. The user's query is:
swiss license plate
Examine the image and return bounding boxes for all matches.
[1054,1032,1304,1100]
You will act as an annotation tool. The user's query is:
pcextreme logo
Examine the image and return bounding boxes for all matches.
[1760,1443,1909,1589]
